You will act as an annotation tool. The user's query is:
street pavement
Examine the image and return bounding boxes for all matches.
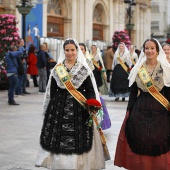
[0,81,127,170]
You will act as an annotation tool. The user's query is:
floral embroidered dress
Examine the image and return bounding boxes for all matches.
[114,61,170,170]
[35,61,105,170]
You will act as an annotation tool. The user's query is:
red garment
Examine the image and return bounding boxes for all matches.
[114,112,170,170]
[27,53,38,75]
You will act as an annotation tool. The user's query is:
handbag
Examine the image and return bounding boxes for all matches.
[47,58,56,69]
[9,52,24,75]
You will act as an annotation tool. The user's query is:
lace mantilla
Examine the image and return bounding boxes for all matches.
[136,61,164,92]
[116,53,128,63]
[52,61,90,89]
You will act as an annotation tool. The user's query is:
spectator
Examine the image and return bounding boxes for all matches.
[36,44,47,94]
[5,45,24,105]
[27,44,38,87]
[103,46,114,83]
[43,42,56,84]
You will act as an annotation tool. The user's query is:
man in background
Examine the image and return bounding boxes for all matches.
[36,44,47,94]
[103,46,114,83]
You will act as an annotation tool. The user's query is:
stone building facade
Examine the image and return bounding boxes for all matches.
[0,0,151,49]
[151,0,170,43]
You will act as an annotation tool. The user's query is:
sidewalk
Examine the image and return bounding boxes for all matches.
[0,81,127,170]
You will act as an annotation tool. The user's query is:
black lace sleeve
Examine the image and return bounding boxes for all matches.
[127,82,138,112]
[50,77,58,98]
[163,86,170,102]
[81,75,96,99]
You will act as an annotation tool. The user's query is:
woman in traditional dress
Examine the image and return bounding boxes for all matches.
[114,38,170,170]
[79,43,94,71]
[35,38,106,170]
[129,44,138,65]
[79,43,111,130]
[90,45,108,95]
[162,43,170,63]
[110,42,132,101]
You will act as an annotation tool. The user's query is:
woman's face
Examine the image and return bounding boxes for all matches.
[119,44,125,52]
[163,45,170,57]
[144,41,157,60]
[64,44,77,61]
[129,45,134,52]
[91,46,97,54]
[80,45,86,54]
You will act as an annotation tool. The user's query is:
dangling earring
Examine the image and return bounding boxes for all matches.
[157,52,159,57]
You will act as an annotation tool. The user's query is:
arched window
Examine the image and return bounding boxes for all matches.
[93,4,104,40]
[47,0,63,38]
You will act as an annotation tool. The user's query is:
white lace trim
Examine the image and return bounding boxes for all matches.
[136,61,164,92]
[52,61,90,89]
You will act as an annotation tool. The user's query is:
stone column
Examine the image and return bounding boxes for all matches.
[84,0,93,43]
[79,0,85,43]
[64,18,72,39]
[71,0,78,39]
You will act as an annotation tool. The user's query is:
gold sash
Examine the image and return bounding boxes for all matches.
[92,59,107,81]
[55,63,110,160]
[117,57,129,72]
[138,67,170,110]
[130,56,136,65]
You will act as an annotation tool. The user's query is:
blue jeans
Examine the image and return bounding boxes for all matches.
[8,74,19,102]
[15,75,24,95]
[38,68,47,92]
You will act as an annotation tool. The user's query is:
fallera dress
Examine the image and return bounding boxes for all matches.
[35,61,105,170]
[114,62,170,170]
[110,52,131,97]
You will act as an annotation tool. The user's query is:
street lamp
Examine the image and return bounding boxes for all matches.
[16,0,33,43]
[124,0,136,40]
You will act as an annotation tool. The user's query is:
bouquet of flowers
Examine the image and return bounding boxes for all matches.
[112,30,131,50]
[84,98,111,160]
[84,99,102,126]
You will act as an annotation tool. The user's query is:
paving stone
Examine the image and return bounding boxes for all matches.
[0,82,126,170]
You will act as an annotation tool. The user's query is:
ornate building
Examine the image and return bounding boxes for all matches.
[0,0,151,49]
[151,0,170,43]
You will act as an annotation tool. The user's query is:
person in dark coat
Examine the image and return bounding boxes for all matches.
[36,44,47,94]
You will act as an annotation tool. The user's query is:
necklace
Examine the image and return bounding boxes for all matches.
[119,52,124,57]
[146,64,157,76]
[64,60,76,70]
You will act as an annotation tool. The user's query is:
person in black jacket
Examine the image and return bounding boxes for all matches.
[36,44,47,94]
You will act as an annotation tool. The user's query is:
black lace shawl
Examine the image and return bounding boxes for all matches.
[40,75,95,155]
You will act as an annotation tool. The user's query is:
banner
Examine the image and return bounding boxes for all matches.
[26,4,43,50]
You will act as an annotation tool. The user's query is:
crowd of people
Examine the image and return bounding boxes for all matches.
[5,37,170,170]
